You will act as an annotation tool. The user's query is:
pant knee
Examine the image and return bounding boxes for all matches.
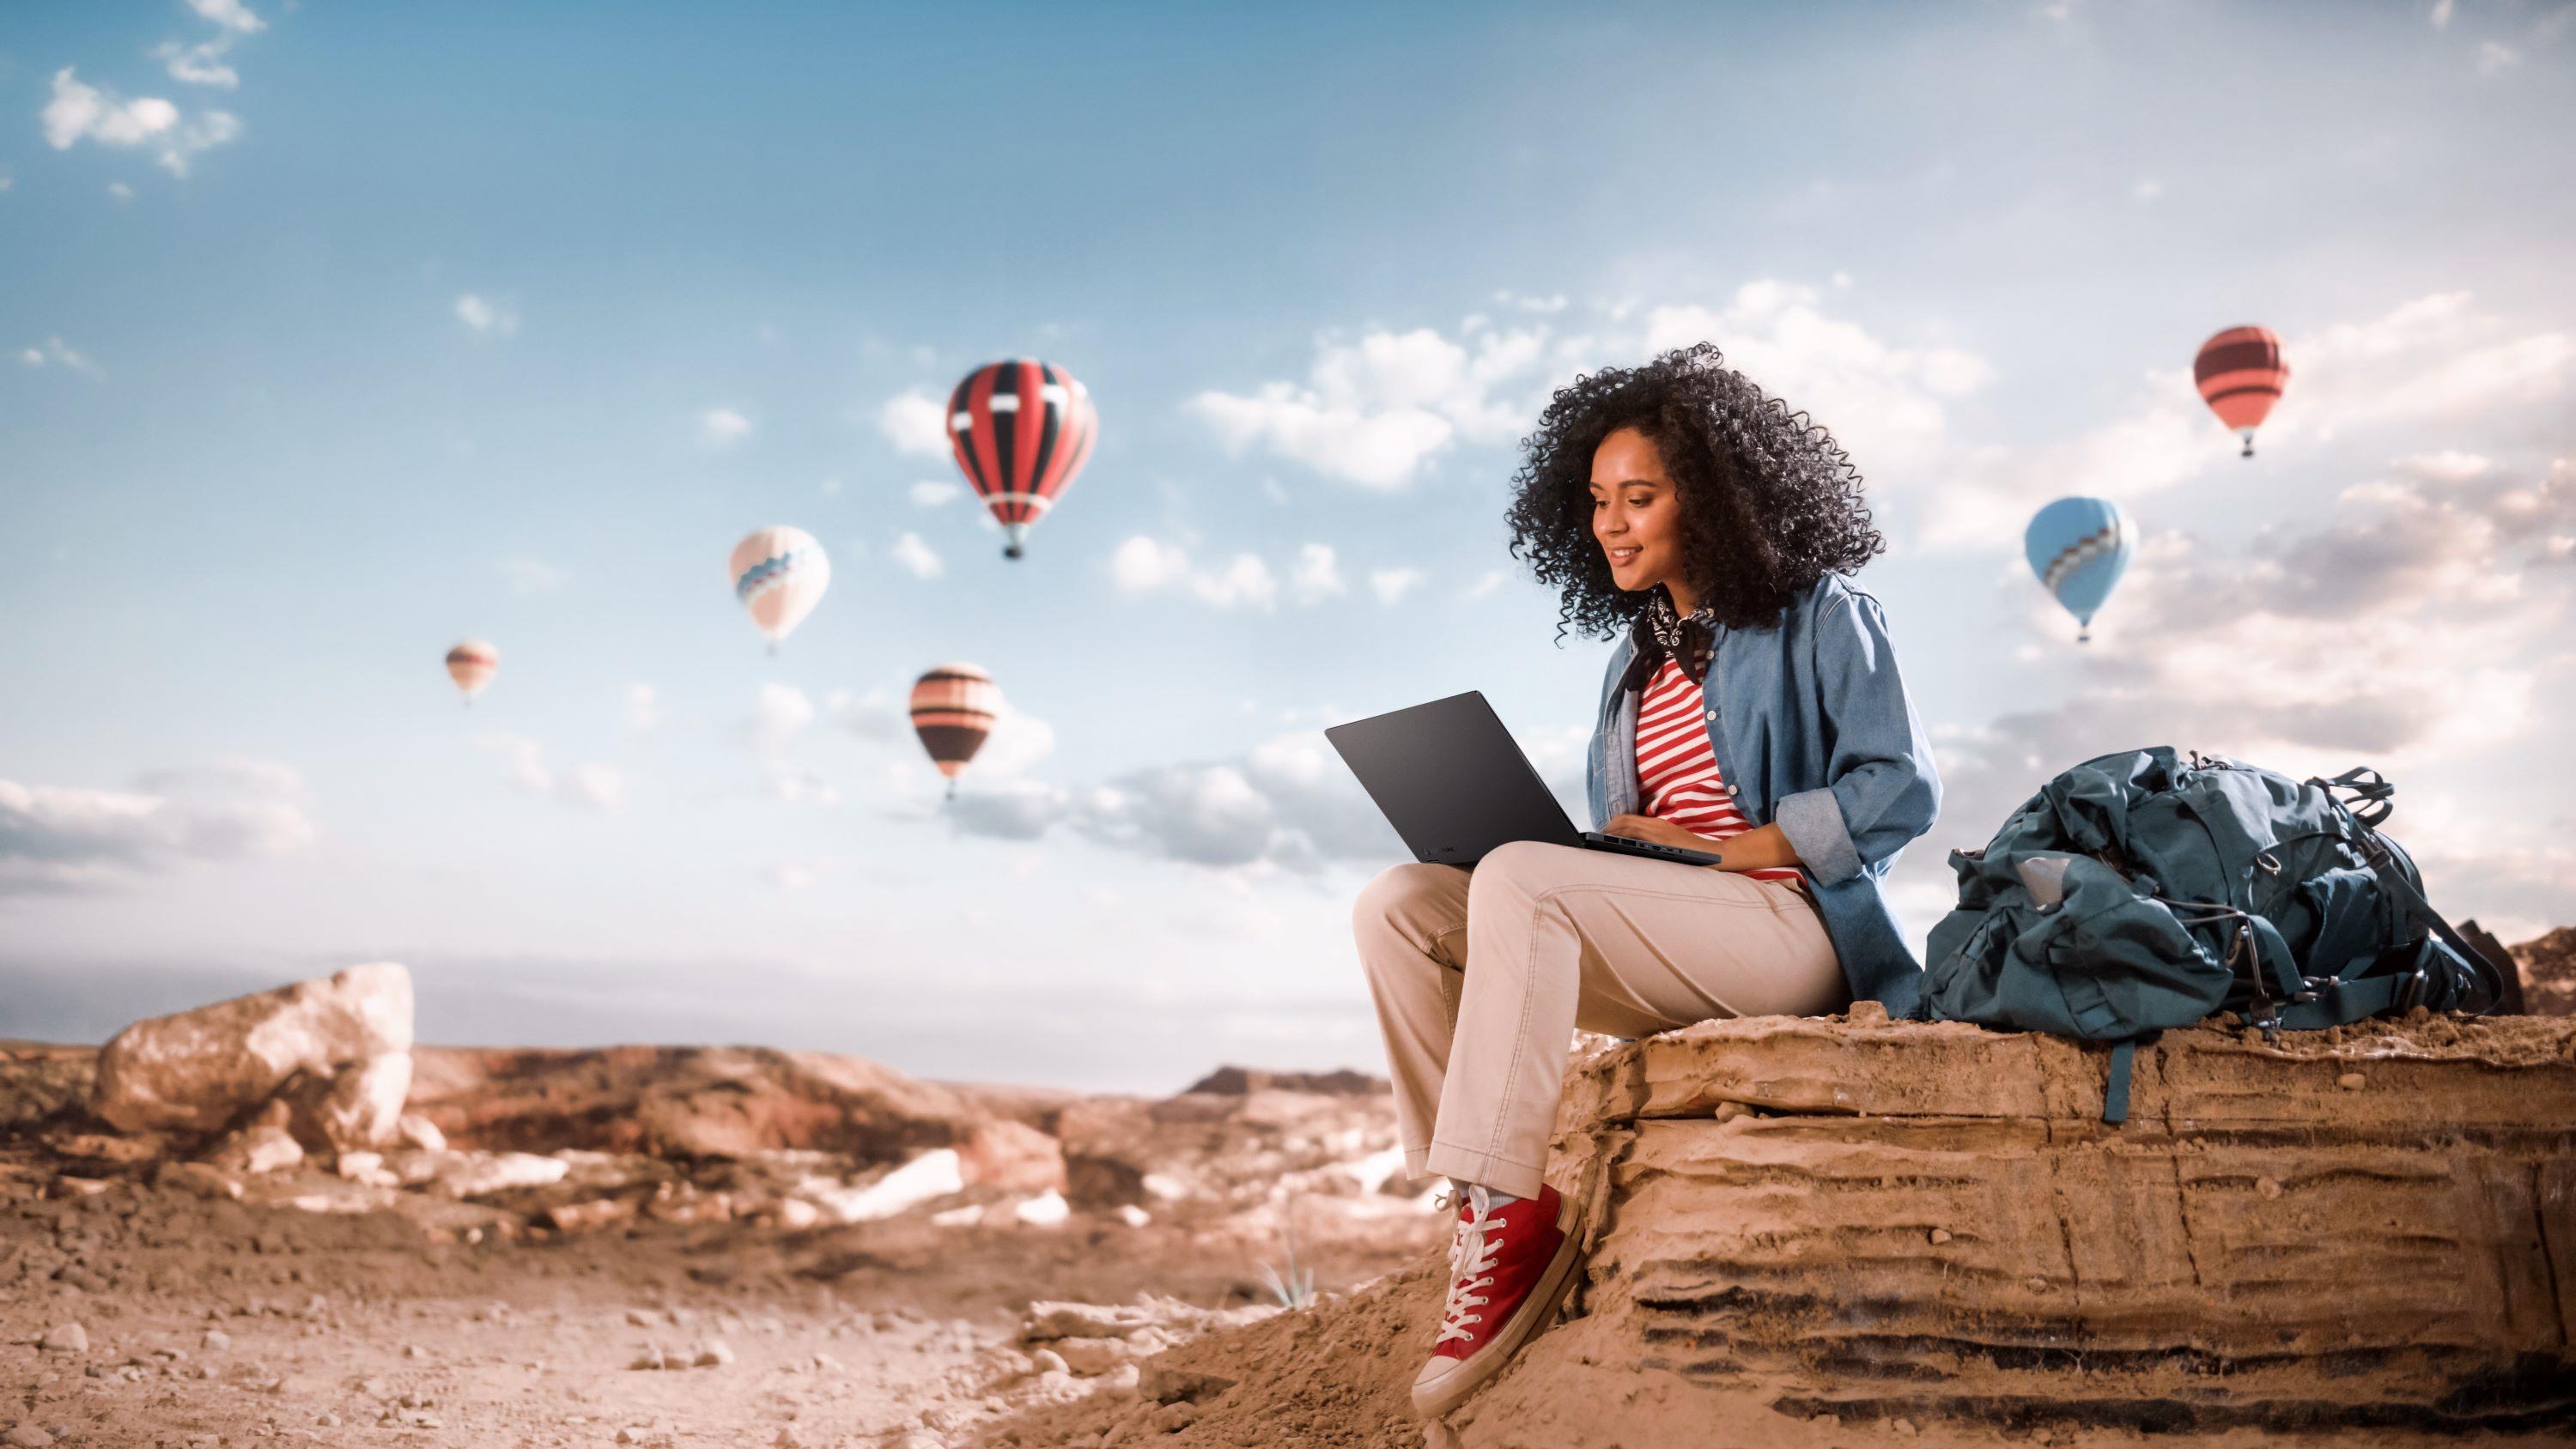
[1352,863,1463,967]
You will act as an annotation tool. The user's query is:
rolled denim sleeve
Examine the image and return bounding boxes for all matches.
[1773,591,1942,887]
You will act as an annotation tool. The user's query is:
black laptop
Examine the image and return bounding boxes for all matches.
[1325,690,1724,868]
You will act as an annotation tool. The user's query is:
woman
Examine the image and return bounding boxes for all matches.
[1352,342,1941,1419]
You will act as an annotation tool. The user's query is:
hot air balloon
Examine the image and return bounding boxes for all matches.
[2025,497,2133,645]
[909,663,999,799]
[728,526,830,654]
[445,639,498,705]
[945,359,1097,560]
[2194,325,2288,458]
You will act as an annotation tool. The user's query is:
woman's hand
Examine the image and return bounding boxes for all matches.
[1600,813,1726,864]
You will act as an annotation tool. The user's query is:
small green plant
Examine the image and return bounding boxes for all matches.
[1257,1197,1318,1310]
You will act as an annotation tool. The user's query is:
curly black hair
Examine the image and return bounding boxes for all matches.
[1504,341,1886,639]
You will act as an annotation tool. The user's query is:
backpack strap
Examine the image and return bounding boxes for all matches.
[2099,1033,2166,1124]
[2102,1039,2138,1125]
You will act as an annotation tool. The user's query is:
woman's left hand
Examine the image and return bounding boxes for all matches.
[1600,813,1725,862]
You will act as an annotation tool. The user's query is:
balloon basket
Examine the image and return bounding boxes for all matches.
[1003,546,1024,561]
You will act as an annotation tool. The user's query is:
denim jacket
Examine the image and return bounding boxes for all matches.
[1584,572,1943,1014]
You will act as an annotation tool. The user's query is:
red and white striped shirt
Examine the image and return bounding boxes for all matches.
[1636,654,1806,886]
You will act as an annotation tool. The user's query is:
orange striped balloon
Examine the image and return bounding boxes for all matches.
[909,663,1000,798]
[2194,325,2288,458]
[445,639,498,705]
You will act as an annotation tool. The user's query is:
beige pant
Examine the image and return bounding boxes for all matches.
[1352,840,1846,1198]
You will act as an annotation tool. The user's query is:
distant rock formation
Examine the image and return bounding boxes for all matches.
[1181,1066,1388,1096]
[2514,925,2575,1016]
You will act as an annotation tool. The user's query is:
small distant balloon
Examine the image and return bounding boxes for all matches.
[945,359,1097,560]
[2194,325,2288,458]
[728,526,830,653]
[909,663,999,800]
[2024,497,2133,646]
[445,639,498,705]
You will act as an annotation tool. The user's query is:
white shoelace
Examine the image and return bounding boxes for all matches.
[1433,1185,1507,1347]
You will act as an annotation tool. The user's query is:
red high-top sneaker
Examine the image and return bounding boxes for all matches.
[1411,1181,1584,1419]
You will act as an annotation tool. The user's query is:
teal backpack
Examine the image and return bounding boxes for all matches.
[1919,746,2512,1123]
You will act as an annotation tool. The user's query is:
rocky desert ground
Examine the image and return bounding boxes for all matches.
[3,928,2572,1449]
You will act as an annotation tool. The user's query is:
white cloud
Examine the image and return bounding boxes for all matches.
[2430,0,2453,27]
[1640,280,1992,483]
[188,0,265,33]
[0,170,11,191]
[45,70,241,177]
[1464,568,1507,600]
[1109,536,1279,610]
[0,761,314,896]
[2132,179,2163,202]
[1189,324,1549,488]
[1492,290,1569,314]
[106,182,134,201]
[1290,543,1345,603]
[878,388,951,459]
[623,683,659,734]
[17,337,104,379]
[945,726,1443,871]
[2477,41,2520,75]
[748,683,816,754]
[155,39,240,88]
[908,480,963,508]
[496,556,568,595]
[475,735,624,811]
[43,70,178,149]
[891,531,945,579]
[455,293,519,336]
[1369,567,1425,606]
[699,407,753,446]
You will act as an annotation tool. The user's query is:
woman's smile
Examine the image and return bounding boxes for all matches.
[1590,426,1688,606]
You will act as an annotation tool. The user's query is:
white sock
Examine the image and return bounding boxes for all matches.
[1459,1180,1521,1210]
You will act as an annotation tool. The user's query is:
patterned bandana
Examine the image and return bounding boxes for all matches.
[1641,588,1716,682]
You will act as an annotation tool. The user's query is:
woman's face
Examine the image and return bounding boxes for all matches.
[1589,426,1684,594]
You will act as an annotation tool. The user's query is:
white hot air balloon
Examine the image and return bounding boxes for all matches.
[728,526,830,654]
[446,639,498,705]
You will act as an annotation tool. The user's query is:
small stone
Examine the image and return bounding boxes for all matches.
[38,1325,87,1355]
[313,1413,339,1428]
[629,1347,665,1371]
[1890,1417,1920,1437]
[2256,1176,2283,1200]
[2336,1072,2366,1090]
[1928,1228,1952,1245]
[1151,1401,1200,1432]
[6,1423,58,1448]
[1139,1365,1236,1404]
[772,1429,812,1449]
[1031,1347,1069,1376]
[626,1308,658,1327]
[810,1351,842,1373]
[692,1340,734,1367]
[202,1328,231,1350]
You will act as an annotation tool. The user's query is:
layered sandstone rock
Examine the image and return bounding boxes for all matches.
[1458,1009,2576,1438]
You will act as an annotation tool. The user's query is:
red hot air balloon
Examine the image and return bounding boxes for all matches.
[908,663,999,799]
[945,360,1097,559]
[2194,325,2289,458]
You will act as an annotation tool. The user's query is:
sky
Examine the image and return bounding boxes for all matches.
[3,0,2572,1092]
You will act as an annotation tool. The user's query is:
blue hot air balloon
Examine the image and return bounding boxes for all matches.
[2024,497,2134,645]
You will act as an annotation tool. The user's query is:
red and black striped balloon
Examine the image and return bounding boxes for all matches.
[945,359,1097,559]
[2193,326,2289,458]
